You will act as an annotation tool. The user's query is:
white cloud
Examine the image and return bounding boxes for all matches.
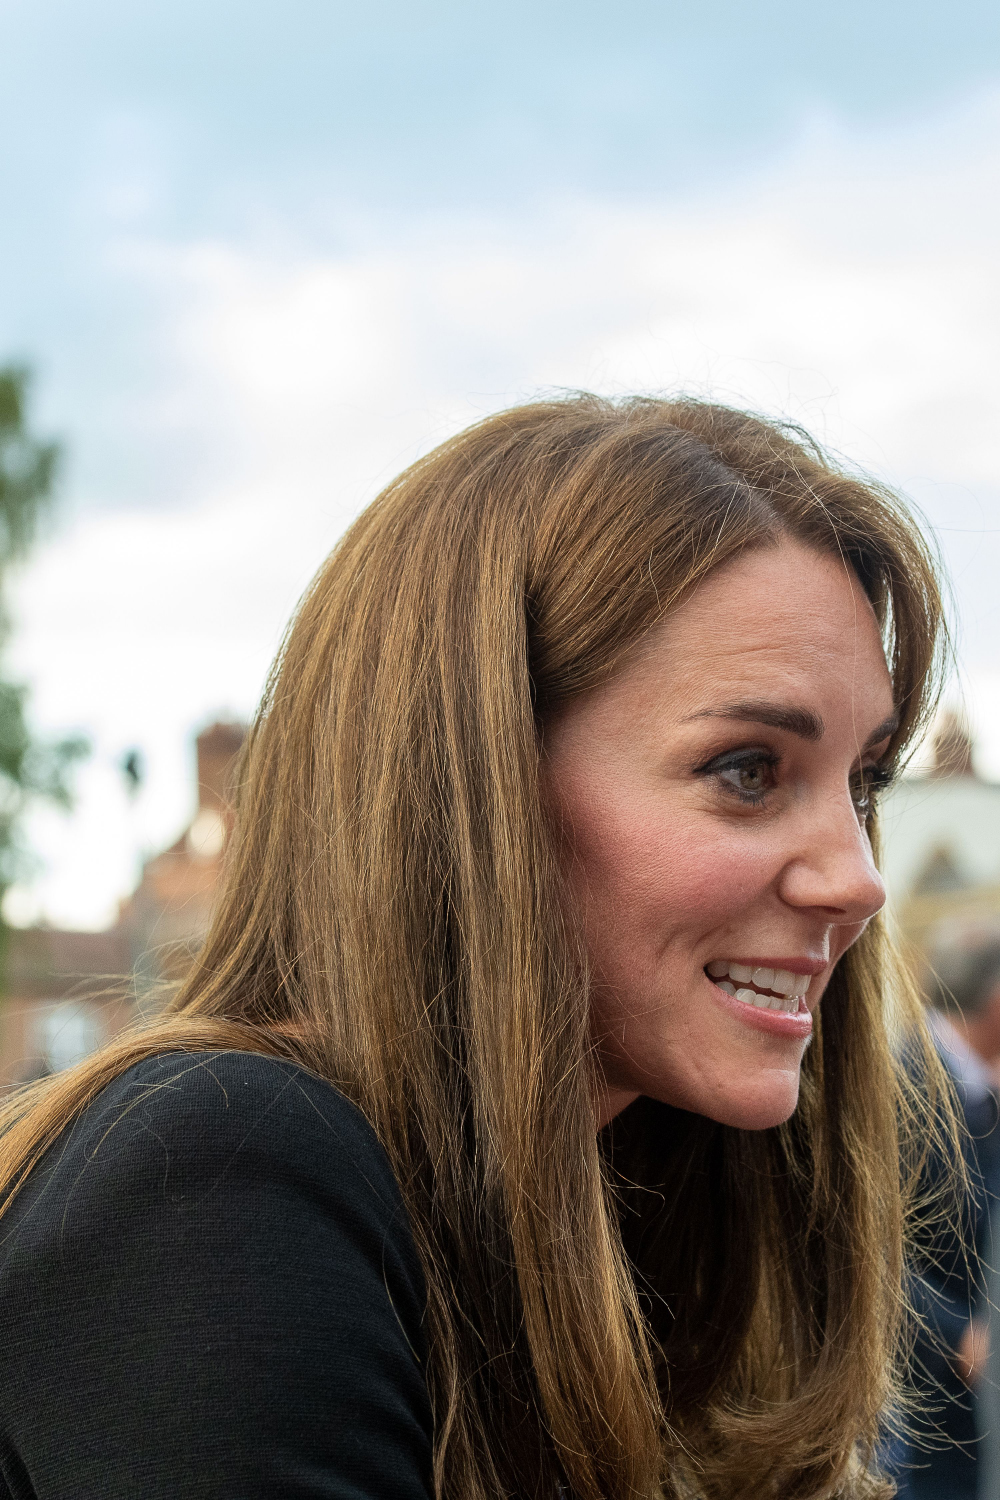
[11,88,1000,925]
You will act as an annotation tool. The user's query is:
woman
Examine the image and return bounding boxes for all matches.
[0,396,952,1499]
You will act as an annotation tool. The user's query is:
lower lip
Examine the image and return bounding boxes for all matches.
[704,974,814,1040]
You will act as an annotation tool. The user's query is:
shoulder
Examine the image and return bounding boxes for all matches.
[63,1048,403,1204]
[0,1051,433,1498]
[4,1049,418,1282]
[73,1046,394,1173]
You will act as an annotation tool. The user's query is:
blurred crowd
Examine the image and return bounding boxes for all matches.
[889,921,1000,1499]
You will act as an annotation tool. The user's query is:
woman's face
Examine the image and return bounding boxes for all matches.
[543,538,896,1131]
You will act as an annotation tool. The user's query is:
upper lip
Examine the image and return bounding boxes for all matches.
[707,957,828,976]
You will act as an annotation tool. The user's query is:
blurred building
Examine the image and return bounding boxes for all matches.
[118,720,245,993]
[0,927,134,1085]
[0,720,245,1084]
[880,711,1000,972]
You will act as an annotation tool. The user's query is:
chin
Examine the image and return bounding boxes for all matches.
[691,1075,802,1131]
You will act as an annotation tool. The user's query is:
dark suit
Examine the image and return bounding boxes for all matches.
[892,1015,1000,1500]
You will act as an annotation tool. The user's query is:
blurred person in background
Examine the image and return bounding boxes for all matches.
[929,925,1000,1079]
[889,923,1000,1499]
[0,397,960,1499]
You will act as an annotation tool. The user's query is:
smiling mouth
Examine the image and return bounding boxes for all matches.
[705,960,812,1015]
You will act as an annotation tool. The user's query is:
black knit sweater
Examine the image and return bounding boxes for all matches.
[0,1051,434,1499]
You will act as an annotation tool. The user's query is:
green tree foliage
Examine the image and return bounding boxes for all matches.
[0,366,87,913]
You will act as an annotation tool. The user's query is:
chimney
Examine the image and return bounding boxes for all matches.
[195,721,246,811]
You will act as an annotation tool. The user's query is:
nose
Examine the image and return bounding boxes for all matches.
[776,793,886,925]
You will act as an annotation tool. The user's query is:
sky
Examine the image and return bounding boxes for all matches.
[3,0,1000,928]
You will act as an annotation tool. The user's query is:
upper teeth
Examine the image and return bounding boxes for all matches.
[706,960,812,999]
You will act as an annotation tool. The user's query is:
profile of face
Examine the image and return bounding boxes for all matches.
[543,538,897,1132]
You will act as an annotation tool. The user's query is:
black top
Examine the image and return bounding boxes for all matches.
[0,1051,434,1499]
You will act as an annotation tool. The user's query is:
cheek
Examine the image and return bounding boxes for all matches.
[566,790,771,969]
[829,919,870,962]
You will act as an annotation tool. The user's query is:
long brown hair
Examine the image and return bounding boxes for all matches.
[0,396,951,1498]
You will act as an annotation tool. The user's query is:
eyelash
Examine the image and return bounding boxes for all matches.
[852,763,896,816]
[694,749,896,815]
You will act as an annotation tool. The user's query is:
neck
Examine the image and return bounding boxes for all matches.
[595,1085,640,1130]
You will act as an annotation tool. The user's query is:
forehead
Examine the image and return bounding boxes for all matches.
[621,539,893,717]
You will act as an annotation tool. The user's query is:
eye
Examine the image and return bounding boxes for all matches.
[696,748,780,805]
[850,764,895,818]
[721,758,775,797]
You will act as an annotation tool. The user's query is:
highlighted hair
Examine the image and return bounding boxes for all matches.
[0,397,953,1498]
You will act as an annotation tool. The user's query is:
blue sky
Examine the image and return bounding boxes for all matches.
[7,1,999,209]
[5,0,999,515]
[4,0,1000,925]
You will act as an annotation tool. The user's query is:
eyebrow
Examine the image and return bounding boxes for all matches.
[862,711,901,750]
[684,700,900,750]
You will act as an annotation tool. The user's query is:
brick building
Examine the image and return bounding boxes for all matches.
[0,721,245,1083]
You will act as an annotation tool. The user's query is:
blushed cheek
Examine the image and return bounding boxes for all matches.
[574,811,773,970]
